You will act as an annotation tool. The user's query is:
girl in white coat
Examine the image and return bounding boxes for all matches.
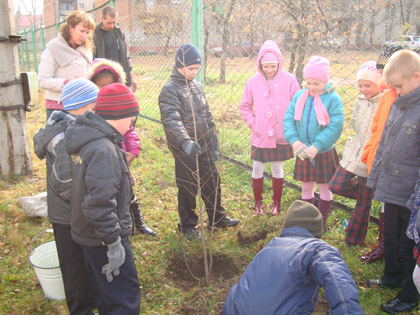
[38,10,95,119]
[329,61,383,245]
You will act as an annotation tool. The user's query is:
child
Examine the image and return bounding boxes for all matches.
[284,56,344,232]
[359,45,403,263]
[329,61,383,246]
[239,40,300,216]
[33,78,98,314]
[87,59,156,236]
[223,200,363,315]
[65,83,141,314]
[158,43,240,241]
[367,50,420,314]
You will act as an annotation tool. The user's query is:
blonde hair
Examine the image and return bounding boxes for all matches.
[60,10,95,51]
[384,50,420,85]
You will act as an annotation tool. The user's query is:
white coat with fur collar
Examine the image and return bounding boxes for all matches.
[38,33,92,104]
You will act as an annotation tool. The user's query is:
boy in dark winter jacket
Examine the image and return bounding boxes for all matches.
[223,200,364,315]
[65,83,140,314]
[367,50,420,314]
[158,43,240,241]
[33,78,98,314]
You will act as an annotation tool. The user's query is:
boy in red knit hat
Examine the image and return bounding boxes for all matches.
[65,83,141,314]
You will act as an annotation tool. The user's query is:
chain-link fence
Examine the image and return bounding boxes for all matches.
[19,0,420,216]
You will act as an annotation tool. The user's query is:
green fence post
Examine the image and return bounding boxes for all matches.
[41,26,46,50]
[24,28,30,72]
[31,26,38,72]
[56,23,59,35]
[110,0,115,7]
[192,0,204,85]
[19,41,25,69]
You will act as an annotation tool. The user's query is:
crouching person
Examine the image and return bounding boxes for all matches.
[223,200,364,315]
[65,83,140,314]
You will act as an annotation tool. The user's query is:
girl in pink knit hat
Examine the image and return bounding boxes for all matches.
[240,40,300,216]
[284,56,344,232]
[330,60,383,246]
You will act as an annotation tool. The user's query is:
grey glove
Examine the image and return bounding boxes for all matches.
[181,140,202,155]
[101,237,126,283]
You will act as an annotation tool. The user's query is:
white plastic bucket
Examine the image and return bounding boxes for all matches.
[29,240,66,300]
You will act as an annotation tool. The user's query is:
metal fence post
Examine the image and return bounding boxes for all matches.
[18,42,25,69]
[55,23,59,36]
[24,28,30,72]
[31,26,38,72]
[192,0,204,85]
[41,26,46,50]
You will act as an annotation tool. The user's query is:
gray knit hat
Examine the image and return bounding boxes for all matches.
[284,200,323,238]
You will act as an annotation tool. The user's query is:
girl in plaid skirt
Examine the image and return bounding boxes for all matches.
[240,40,300,216]
[329,61,383,246]
[284,56,344,232]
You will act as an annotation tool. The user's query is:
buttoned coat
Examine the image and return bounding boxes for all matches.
[340,91,384,177]
[239,40,300,148]
[367,86,420,207]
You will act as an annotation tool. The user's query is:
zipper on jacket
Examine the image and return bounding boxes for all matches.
[306,97,314,143]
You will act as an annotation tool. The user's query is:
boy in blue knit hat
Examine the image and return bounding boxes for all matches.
[33,78,99,314]
[158,43,240,241]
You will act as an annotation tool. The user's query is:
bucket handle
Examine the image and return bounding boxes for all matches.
[27,229,55,267]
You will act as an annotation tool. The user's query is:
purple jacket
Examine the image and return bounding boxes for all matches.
[239,40,300,148]
[122,124,141,156]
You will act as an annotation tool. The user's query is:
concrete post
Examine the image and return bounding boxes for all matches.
[0,0,33,178]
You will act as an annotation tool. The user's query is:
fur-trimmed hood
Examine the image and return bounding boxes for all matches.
[86,59,126,85]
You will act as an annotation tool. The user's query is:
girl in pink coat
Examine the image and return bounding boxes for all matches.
[240,40,300,216]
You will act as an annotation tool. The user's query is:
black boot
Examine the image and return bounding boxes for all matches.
[130,195,156,236]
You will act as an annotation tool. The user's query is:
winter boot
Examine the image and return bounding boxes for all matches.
[318,199,332,232]
[269,178,284,216]
[360,212,384,263]
[252,177,264,215]
[130,195,157,236]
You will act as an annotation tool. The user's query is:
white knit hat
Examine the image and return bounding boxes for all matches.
[356,61,382,86]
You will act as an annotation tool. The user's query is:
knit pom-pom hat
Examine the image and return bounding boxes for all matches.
[95,83,139,120]
[175,43,201,68]
[61,78,99,111]
[304,56,330,83]
[283,200,323,238]
[356,61,382,86]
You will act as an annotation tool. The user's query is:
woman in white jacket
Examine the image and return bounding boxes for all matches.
[38,10,95,118]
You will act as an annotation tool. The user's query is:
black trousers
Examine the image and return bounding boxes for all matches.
[81,237,140,315]
[382,203,419,303]
[52,223,95,315]
[174,151,226,232]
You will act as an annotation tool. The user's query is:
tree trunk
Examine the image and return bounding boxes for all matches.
[0,0,33,178]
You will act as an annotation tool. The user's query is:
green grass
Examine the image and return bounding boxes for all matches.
[5,50,410,313]
[0,104,417,314]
